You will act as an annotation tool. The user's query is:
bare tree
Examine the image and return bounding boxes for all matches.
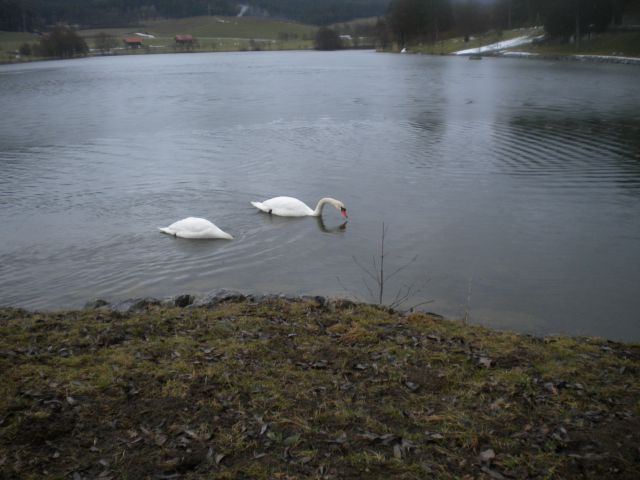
[94,32,118,54]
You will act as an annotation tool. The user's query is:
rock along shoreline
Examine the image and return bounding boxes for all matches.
[83,289,396,316]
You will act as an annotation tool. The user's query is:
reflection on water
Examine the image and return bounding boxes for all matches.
[0,52,639,340]
[316,216,348,233]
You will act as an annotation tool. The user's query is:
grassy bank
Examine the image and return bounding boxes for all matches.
[0,16,315,64]
[516,31,640,58]
[405,28,640,59]
[1,297,639,479]
[410,27,542,55]
[0,31,40,62]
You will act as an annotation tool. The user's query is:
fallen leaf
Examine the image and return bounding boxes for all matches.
[479,448,495,463]
[215,453,226,465]
[358,432,381,441]
[477,356,494,368]
[311,360,328,369]
[159,457,179,470]
[393,443,402,459]
[480,466,505,479]
[283,434,300,446]
[405,381,420,392]
[327,432,347,444]
[154,433,167,446]
[544,383,558,395]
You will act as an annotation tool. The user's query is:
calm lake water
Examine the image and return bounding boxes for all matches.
[1,51,639,340]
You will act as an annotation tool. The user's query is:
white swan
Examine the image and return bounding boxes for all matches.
[250,196,347,218]
[158,217,233,240]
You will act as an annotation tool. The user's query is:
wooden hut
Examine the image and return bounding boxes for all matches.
[175,35,195,50]
[123,37,143,48]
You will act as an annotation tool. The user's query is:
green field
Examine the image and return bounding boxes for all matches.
[0,31,41,59]
[0,16,317,63]
[80,16,317,53]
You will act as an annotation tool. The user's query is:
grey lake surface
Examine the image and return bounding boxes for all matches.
[1,51,639,340]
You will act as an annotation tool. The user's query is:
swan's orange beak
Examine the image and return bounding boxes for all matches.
[340,207,348,219]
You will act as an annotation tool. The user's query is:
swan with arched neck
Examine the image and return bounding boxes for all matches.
[250,196,348,218]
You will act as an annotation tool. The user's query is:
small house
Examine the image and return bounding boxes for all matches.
[123,37,143,48]
[175,34,194,49]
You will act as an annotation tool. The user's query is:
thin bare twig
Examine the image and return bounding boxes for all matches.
[379,222,386,305]
[463,278,472,325]
[385,254,419,283]
[352,255,378,285]
[349,222,431,310]
[336,276,364,303]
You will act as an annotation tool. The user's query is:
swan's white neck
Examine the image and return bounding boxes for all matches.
[312,197,340,216]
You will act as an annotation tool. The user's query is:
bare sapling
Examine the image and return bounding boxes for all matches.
[463,278,472,325]
[338,222,432,310]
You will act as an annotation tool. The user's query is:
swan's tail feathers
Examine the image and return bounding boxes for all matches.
[251,201,269,213]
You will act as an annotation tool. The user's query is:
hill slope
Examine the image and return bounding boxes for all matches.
[0,0,391,30]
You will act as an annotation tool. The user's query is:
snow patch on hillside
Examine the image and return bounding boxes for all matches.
[454,35,544,55]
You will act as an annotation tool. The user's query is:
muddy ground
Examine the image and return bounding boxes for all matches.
[1,296,639,479]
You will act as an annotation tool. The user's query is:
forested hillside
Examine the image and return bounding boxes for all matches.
[0,0,390,30]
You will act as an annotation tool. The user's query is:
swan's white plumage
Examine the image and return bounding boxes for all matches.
[158,217,233,239]
[251,197,314,217]
[250,196,347,218]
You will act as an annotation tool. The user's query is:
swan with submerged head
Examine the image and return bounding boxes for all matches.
[158,217,233,240]
[251,196,348,218]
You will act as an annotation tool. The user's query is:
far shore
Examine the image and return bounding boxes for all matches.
[3,46,640,68]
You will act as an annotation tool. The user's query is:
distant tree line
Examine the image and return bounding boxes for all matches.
[385,0,637,47]
[0,0,390,31]
[0,0,236,30]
